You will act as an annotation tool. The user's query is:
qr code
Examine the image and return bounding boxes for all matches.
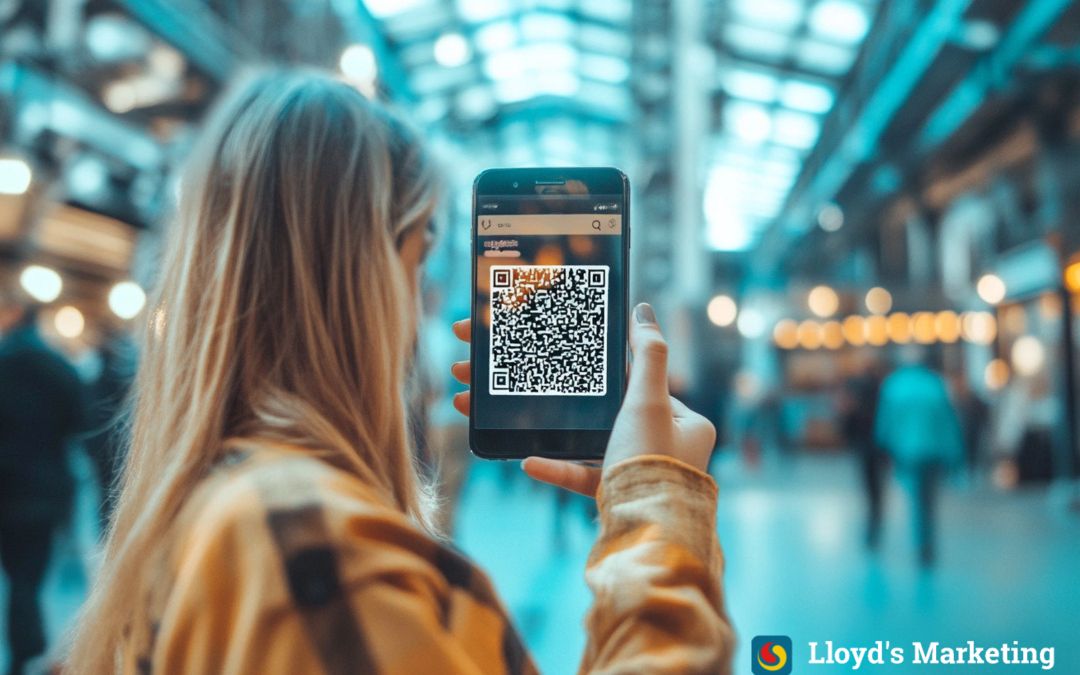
[489,265,608,396]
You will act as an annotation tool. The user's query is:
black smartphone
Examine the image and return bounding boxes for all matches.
[469,167,630,460]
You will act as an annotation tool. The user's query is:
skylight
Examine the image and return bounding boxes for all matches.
[706,0,878,251]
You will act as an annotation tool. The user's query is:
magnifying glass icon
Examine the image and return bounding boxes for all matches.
[592,219,601,230]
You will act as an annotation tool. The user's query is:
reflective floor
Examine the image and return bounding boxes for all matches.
[2,449,1079,673]
[456,452,1080,673]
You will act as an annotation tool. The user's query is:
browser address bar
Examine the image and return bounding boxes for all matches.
[476,214,622,236]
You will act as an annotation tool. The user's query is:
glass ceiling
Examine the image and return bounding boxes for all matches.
[706,0,877,251]
[362,0,633,171]
[363,0,878,252]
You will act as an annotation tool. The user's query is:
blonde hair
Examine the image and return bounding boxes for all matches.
[67,69,440,671]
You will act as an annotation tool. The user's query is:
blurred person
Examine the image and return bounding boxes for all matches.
[0,291,86,675]
[874,347,964,566]
[82,327,137,536]
[992,373,1057,484]
[840,360,887,549]
[949,374,988,479]
[66,70,733,674]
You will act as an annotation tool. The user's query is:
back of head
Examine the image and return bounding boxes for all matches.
[69,69,440,671]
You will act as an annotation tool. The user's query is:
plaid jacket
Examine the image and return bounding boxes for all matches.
[122,442,733,674]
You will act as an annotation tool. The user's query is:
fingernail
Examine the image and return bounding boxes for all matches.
[634,303,657,325]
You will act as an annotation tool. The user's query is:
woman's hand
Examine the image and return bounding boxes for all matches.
[450,303,716,497]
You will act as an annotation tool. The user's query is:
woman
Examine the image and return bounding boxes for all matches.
[67,70,734,674]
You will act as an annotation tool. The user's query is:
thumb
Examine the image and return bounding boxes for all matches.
[627,303,670,405]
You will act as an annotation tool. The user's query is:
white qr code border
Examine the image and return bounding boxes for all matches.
[488,264,609,397]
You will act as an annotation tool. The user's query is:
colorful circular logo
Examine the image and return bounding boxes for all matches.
[757,641,789,672]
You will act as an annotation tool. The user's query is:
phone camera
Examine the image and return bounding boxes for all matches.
[512,181,519,188]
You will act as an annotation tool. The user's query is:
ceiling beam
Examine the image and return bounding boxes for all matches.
[917,0,1073,150]
[753,0,973,276]
[112,0,258,83]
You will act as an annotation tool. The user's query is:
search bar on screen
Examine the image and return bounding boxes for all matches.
[477,214,622,236]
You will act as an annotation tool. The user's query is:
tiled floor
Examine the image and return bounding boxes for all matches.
[3,449,1079,673]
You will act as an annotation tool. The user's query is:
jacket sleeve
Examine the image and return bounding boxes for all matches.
[152,455,731,675]
[579,455,735,675]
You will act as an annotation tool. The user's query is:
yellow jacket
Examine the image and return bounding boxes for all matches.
[122,443,734,674]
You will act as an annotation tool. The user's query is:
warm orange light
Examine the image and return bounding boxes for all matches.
[842,315,866,346]
[935,311,960,343]
[886,312,912,344]
[797,320,823,350]
[773,319,799,350]
[822,321,844,349]
[1065,262,1080,294]
[912,312,936,344]
[984,358,1009,391]
[866,315,888,346]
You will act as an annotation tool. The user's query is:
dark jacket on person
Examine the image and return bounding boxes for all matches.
[0,323,86,525]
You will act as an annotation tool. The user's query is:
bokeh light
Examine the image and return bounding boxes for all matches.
[0,157,32,195]
[808,285,839,318]
[886,312,912,344]
[912,311,936,344]
[707,294,738,327]
[773,319,799,349]
[822,320,844,349]
[19,264,62,303]
[797,319,823,350]
[109,281,147,319]
[961,311,997,345]
[737,307,767,338]
[434,33,471,67]
[841,315,866,346]
[934,311,961,343]
[54,305,85,338]
[984,358,1010,391]
[1011,336,1045,377]
[976,273,1006,305]
[865,287,891,315]
[866,315,888,346]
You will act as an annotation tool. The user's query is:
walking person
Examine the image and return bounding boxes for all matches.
[840,361,887,549]
[874,348,964,566]
[0,293,86,675]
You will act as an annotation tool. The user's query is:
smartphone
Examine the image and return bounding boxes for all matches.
[469,167,630,460]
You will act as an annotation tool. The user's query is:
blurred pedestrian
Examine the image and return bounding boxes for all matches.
[874,348,963,566]
[0,291,86,675]
[950,374,988,479]
[840,360,886,549]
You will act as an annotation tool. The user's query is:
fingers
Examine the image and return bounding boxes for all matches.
[451,360,469,384]
[521,457,601,498]
[626,303,670,404]
[452,391,470,416]
[452,319,471,343]
[450,319,471,416]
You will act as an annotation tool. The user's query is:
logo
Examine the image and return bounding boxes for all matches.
[752,635,792,675]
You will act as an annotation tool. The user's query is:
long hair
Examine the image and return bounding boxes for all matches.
[67,69,440,671]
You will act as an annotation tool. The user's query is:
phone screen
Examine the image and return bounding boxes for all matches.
[471,179,627,438]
